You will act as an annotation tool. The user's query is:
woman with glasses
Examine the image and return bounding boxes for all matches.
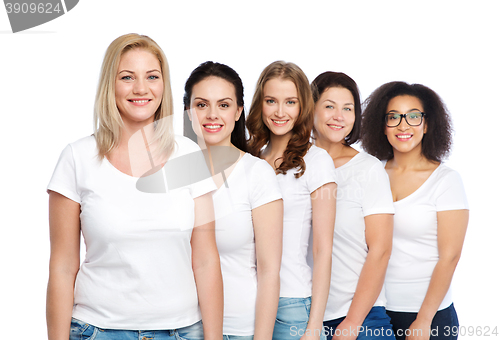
[362,82,469,340]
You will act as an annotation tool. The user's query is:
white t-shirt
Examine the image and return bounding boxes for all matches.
[323,152,394,321]
[47,135,216,330]
[277,145,337,298]
[385,164,469,312]
[214,153,282,336]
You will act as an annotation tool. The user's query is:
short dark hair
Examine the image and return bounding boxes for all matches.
[311,71,362,145]
[183,61,247,152]
[361,81,452,162]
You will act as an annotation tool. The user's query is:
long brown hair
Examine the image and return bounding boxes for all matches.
[247,61,313,178]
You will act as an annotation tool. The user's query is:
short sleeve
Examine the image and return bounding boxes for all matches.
[249,159,282,209]
[306,147,337,193]
[47,144,81,203]
[361,161,395,217]
[435,170,469,211]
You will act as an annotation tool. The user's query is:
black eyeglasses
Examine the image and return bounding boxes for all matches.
[385,111,425,127]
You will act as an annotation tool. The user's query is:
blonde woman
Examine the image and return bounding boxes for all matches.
[247,61,337,340]
[46,34,223,340]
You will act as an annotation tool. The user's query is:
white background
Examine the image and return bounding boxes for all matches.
[1,0,499,337]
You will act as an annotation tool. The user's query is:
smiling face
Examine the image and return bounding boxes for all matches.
[313,87,355,144]
[115,48,164,128]
[261,78,300,138]
[190,76,242,147]
[385,95,427,155]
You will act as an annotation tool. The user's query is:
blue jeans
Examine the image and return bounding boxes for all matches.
[387,303,459,340]
[323,306,396,340]
[273,297,326,340]
[223,336,254,340]
[69,318,204,340]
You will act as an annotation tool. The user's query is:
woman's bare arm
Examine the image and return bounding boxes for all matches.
[303,182,337,340]
[191,192,223,340]
[406,209,469,340]
[46,191,81,340]
[253,199,283,340]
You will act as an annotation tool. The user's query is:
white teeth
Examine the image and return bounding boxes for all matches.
[273,120,287,124]
[130,99,149,103]
[397,134,412,139]
[204,125,222,129]
[328,124,343,129]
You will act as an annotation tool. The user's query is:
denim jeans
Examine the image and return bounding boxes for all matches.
[69,318,204,340]
[223,335,254,340]
[273,297,326,340]
[387,303,459,340]
[323,306,396,340]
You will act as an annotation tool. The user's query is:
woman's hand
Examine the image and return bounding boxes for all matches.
[300,320,324,340]
[406,318,431,340]
[332,318,361,340]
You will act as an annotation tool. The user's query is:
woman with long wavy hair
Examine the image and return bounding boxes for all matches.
[247,61,337,340]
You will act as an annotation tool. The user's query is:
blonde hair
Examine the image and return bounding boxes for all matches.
[246,60,313,177]
[94,33,175,159]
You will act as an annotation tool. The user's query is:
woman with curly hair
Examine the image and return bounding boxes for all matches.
[362,82,469,340]
[247,61,337,340]
[311,72,396,340]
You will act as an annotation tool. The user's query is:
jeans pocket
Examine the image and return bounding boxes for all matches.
[176,320,204,340]
[275,299,310,326]
[69,318,98,340]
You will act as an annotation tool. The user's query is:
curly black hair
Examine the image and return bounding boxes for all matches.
[361,81,452,162]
